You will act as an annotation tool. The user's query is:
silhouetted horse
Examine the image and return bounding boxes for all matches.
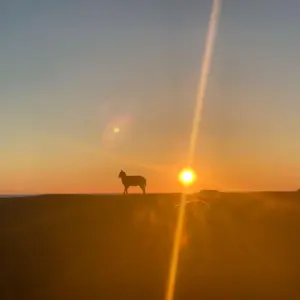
[118,170,146,194]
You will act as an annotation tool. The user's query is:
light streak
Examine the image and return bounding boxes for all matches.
[165,1,223,300]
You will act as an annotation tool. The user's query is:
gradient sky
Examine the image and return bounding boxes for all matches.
[1,0,300,193]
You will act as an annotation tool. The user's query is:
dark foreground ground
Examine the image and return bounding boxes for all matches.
[1,192,300,300]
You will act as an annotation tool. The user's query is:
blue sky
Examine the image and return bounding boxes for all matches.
[1,0,300,192]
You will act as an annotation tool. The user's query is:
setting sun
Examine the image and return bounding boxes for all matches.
[178,168,196,186]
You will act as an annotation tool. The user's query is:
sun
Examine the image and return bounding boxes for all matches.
[178,168,196,186]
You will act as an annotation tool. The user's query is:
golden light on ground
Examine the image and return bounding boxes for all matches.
[178,168,196,186]
[113,127,120,133]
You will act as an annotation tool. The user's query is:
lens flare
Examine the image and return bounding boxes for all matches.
[165,1,222,300]
[113,127,120,133]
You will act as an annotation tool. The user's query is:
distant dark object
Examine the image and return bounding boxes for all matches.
[118,170,146,194]
[199,189,220,198]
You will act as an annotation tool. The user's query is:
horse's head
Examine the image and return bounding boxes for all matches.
[119,170,126,178]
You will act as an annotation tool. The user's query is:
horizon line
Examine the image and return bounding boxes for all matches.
[0,189,299,198]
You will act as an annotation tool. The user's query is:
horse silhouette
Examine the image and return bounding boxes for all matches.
[118,170,146,194]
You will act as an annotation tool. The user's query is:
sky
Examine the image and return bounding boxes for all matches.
[1,0,300,193]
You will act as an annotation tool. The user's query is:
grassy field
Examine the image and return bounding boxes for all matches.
[1,192,300,300]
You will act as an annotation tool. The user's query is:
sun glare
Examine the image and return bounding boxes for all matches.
[179,168,196,186]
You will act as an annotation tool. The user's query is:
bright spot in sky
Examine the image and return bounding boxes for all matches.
[113,127,120,133]
[178,168,196,186]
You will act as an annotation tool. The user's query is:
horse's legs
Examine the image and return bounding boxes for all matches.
[123,186,127,195]
[140,184,146,194]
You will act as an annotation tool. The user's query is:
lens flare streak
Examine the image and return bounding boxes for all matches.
[165,1,223,300]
